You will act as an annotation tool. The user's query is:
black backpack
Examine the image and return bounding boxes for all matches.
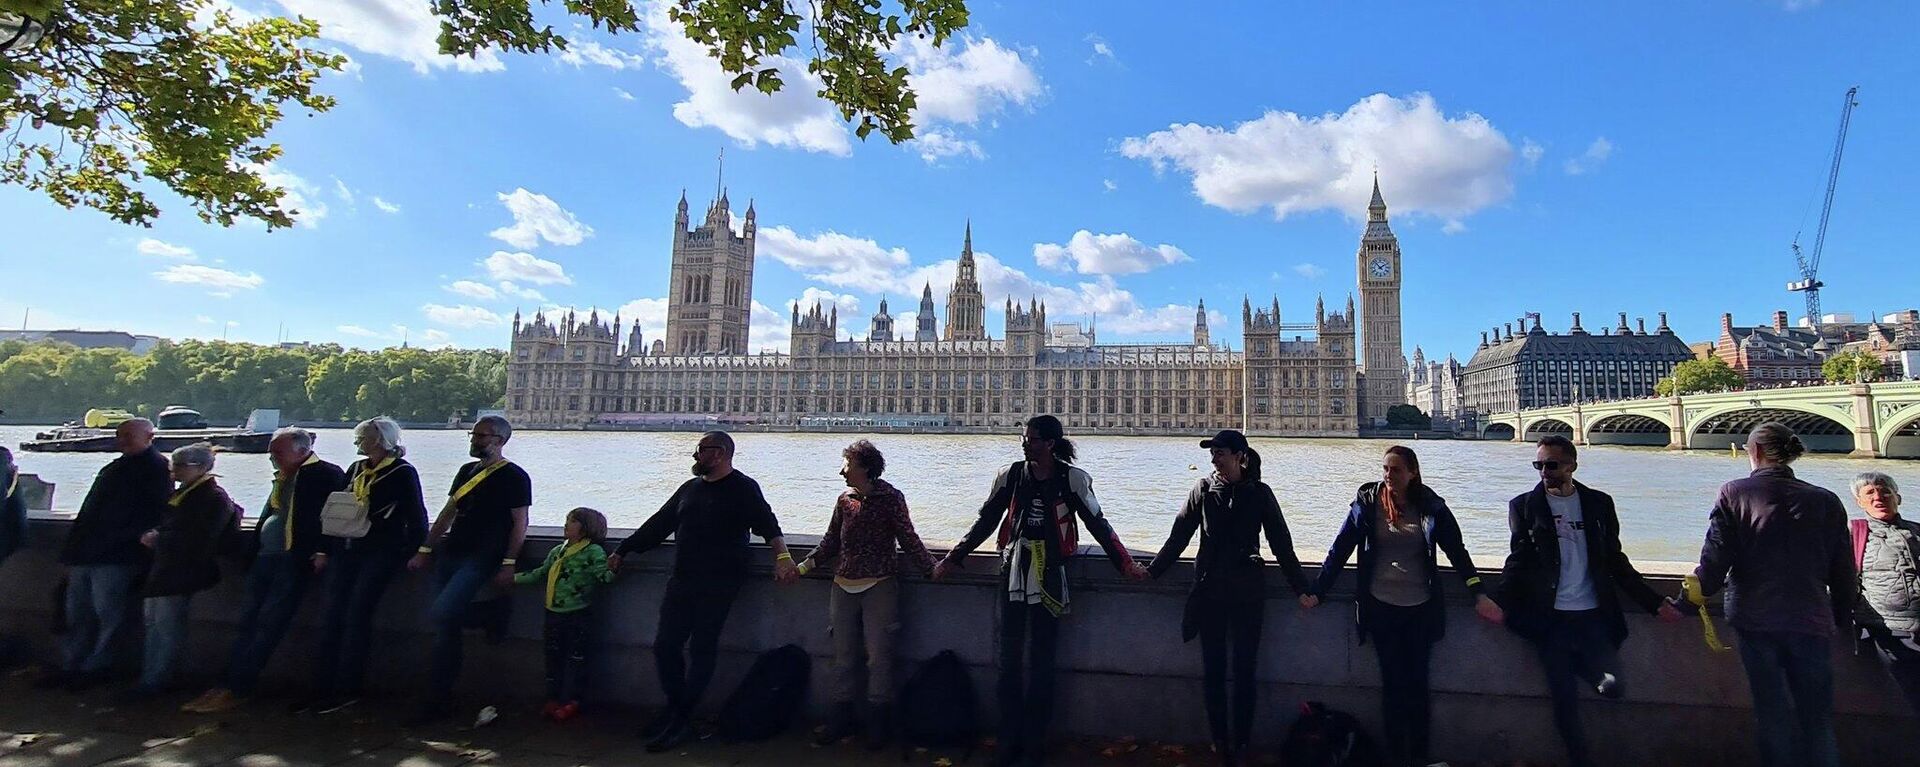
[897,650,980,761]
[717,644,811,742]
[1280,701,1382,767]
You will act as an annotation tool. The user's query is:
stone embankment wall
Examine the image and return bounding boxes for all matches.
[0,517,1912,766]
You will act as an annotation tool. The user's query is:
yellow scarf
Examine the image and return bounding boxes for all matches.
[3,471,15,502]
[352,457,396,504]
[1682,574,1733,652]
[168,475,213,507]
[546,539,591,610]
[452,459,511,505]
[268,453,321,549]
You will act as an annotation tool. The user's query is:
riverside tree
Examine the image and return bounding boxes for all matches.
[1655,356,1745,397]
[1,0,969,227]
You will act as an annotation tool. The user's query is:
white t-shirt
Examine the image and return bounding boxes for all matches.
[1548,491,1599,611]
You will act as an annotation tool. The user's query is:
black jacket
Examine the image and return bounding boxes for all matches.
[1311,482,1485,644]
[143,479,240,597]
[254,456,348,560]
[1497,482,1666,646]
[341,458,429,555]
[1695,466,1854,636]
[60,447,171,566]
[0,469,26,565]
[1150,474,1309,596]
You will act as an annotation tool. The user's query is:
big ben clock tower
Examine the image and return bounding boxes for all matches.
[1357,174,1406,427]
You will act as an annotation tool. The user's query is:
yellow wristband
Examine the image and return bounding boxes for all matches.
[417,546,433,554]
[501,558,516,566]
[796,561,812,576]
[775,552,793,562]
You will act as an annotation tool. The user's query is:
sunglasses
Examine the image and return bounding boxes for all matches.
[1531,460,1566,471]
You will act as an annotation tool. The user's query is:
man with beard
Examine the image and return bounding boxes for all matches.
[405,415,532,725]
[611,431,797,752]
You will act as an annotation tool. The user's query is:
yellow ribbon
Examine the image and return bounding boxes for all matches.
[1682,574,1733,653]
[545,539,590,610]
[1026,539,1066,617]
[452,460,512,505]
[352,457,396,504]
[269,453,321,549]
[3,471,16,502]
[168,475,212,507]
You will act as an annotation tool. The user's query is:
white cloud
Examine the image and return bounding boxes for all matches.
[617,297,670,341]
[445,280,500,301]
[559,39,647,70]
[1033,231,1190,276]
[640,3,851,156]
[271,0,504,74]
[422,303,506,328]
[913,128,987,164]
[1563,137,1614,175]
[1119,92,1514,221]
[154,264,265,291]
[897,35,1044,127]
[1102,179,1118,193]
[1085,34,1117,65]
[1520,138,1544,170]
[747,300,790,352]
[1784,0,1822,10]
[372,196,401,214]
[332,177,356,205]
[613,87,636,101]
[498,281,547,302]
[248,162,327,228]
[337,324,384,338]
[421,329,454,348]
[195,315,216,324]
[136,238,194,259]
[1293,263,1327,280]
[794,287,861,318]
[488,188,592,249]
[482,251,573,286]
[757,226,913,291]
[1441,219,1468,235]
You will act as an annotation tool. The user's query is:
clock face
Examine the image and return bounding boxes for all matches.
[1368,257,1393,279]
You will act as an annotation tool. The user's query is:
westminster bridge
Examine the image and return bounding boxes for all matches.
[1482,380,1920,458]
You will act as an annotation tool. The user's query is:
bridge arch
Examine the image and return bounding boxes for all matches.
[1585,413,1673,448]
[1482,422,1517,440]
[1881,403,1920,459]
[1688,404,1856,454]
[1522,417,1575,441]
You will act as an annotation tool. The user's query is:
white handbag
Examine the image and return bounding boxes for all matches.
[320,491,371,538]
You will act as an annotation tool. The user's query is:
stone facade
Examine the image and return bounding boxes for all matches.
[1715,309,1919,384]
[1357,176,1408,427]
[1461,311,1693,415]
[663,191,756,355]
[506,189,1402,435]
[1405,347,1467,429]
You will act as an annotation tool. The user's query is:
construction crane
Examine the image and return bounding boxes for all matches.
[1787,86,1859,328]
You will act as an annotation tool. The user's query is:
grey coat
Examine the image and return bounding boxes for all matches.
[1858,516,1920,636]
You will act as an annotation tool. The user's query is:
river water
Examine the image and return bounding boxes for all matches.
[7,426,1914,563]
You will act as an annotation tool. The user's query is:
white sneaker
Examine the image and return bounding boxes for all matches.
[1596,672,1621,697]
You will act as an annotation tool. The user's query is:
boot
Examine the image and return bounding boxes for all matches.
[814,701,858,745]
[861,701,891,751]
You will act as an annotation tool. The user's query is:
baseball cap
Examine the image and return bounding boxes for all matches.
[1199,429,1249,452]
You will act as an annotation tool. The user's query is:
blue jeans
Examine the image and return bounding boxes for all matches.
[1735,628,1839,767]
[62,564,142,674]
[224,554,312,694]
[140,595,192,690]
[311,547,406,697]
[427,554,501,703]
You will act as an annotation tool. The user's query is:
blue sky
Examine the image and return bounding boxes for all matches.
[4,0,1917,364]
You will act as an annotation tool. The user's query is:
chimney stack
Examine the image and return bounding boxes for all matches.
[1617,312,1631,333]
[1571,312,1585,334]
[1659,312,1672,333]
[1479,331,1489,348]
[1773,310,1789,333]
[1637,317,1648,335]
[1721,313,1734,335]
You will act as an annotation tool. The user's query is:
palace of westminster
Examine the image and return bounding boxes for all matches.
[505,180,1412,435]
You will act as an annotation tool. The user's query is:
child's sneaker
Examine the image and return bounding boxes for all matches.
[553,701,580,722]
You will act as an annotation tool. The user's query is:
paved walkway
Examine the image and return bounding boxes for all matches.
[0,672,1291,767]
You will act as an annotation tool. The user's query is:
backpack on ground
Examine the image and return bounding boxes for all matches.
[1280,700,1382,767]
[717,644,811,742]
[897,649,980,761]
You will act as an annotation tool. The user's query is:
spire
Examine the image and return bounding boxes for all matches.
[1369,170,1386,212]
[964,218,973,254]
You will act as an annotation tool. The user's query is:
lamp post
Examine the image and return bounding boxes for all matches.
[0,12,49,53]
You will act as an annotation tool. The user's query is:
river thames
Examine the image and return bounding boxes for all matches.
[7,426,1915,563]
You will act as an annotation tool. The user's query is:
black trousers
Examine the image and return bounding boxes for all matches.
[997,600,1060,757]
[1368,601,1437,766]
[1196,597,1265,750]
[1866,626,1920,716]
[543,608,594,703]
[654,580,740,716]
[1533,609,1621,767]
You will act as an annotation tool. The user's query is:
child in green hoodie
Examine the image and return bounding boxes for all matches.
[514,507,616,720]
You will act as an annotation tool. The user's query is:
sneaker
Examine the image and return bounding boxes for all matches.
[179,689,220,713]
[552,701,580,722]
[1595,672,1622,698]
[186,689,241,714]
[639,707,677,740]
[316,695,360,715]
[643,715,692,754]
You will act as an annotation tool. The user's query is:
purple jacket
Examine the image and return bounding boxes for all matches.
[1694,466,1855,636]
